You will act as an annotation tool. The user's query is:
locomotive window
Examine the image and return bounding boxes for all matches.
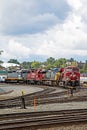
[73,67,79,72]
[66,68,72,72]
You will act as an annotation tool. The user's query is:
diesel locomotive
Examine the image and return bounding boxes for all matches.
[4,66,80,88]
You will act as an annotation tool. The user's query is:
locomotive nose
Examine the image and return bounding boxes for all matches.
[70,73,76,79]
[70,73,79,80]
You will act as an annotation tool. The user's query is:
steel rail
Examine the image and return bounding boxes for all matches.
[0,93,87,109]
[0,109,87,129]
[0,88,68,109]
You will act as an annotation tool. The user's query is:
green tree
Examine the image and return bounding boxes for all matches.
[83,60,87,72]
[31,61,41,69]
[46,64,54,69]
[69,58,74,62]
[8,59,20,64]
[54,58,67,68]
[46,57,55,65]
[21,62,31,69]
[45,57,56,69]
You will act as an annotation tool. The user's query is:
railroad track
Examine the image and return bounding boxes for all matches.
[0,87,68,108]
[0,86,85,109]
[0,109,87,129]
[0,87,55,106]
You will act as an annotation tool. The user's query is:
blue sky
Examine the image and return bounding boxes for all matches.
[0,0,87,62]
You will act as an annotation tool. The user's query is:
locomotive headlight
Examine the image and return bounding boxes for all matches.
[73,74,76,77]
[70,74,73,77]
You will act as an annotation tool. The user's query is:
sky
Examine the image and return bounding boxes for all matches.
[0,0,87,63]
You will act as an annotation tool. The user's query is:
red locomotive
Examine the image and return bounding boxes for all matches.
[24,66,80,88]
[56,66,80,88]
[26,69,45,84]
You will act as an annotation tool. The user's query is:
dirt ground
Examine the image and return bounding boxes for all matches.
[37,123,87,130]
[14,123,87,130]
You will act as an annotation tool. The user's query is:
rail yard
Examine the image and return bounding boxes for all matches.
[0,65,87,129]
[0,82,87,129]
[0,0,87,129]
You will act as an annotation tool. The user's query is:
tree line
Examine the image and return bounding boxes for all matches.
[0,57,87,73]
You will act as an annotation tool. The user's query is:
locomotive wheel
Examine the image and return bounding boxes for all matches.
[36,81,41,85]
[56,80,59,86]
[72,82,75,87]
[26,80,30,84]
[57,81,64,87]
[75,81,80,88]
[17,80,19,84]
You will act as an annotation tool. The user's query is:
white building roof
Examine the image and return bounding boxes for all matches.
[1,63,20,68]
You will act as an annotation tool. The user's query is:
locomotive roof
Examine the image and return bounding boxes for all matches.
[65,66,79,68]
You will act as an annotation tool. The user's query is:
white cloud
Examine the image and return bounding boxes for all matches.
[67,0,82,10]
[0,39,31,61]
[8,39,31,57]
[30,0,87,59]
[0,0,70,35]
[0,0,87,62]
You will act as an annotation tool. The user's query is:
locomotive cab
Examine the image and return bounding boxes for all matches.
[63,66,80,87]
